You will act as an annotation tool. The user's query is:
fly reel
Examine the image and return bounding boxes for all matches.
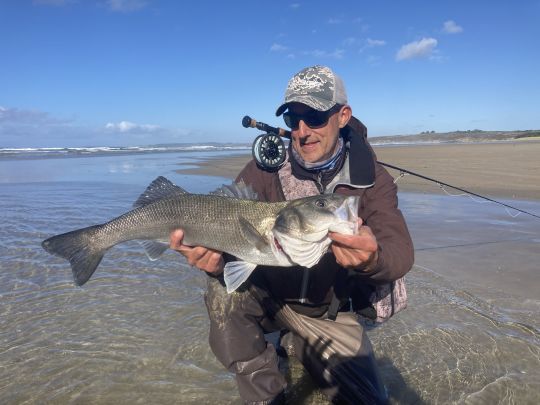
[242,115,289,170]
[252,133,286,170]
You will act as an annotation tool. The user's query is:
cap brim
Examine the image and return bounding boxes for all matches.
[275,96,336,116]
[275,103,289,116]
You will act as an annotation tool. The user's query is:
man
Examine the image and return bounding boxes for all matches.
[170,65,414,404]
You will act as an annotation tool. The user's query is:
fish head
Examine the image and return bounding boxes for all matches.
[274,194,359,243]
[272,194,359,268]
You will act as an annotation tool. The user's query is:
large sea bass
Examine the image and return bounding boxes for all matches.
[42,176,359,292]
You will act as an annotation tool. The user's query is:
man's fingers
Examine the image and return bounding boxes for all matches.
[332,243,371,261]
[168,229,224,274]
[328,231,354,244]
[199,250,224,270]
[329,224,378,269]
[329,228,377,251]
[186,248,224,274]
[184,246,208,266]
[332,246,362,268]
[169,229,185,249]
[181,245,222,269]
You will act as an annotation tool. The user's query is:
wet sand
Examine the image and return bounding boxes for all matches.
[176,140,540,201]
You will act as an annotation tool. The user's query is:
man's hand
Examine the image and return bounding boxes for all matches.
[169,229,224,275]
[329,219,379,270]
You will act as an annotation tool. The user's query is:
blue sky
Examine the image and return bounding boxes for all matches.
[1,0,539,147]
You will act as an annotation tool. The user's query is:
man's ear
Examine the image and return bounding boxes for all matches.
[338,105,352,128]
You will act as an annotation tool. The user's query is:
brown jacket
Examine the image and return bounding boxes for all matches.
[236,117,414,316]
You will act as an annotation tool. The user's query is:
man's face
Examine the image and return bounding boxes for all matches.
[287,102,351,163]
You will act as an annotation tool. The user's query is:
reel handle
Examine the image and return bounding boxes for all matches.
[242,115,291,138]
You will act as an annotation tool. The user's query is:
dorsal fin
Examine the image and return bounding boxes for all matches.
[210,180,258,200]
[133,176,187,208]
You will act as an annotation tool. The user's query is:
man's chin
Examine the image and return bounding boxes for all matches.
[299,147,322,162]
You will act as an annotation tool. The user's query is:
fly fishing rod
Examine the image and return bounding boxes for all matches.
[375,161,540,219]
[242,115,540,220]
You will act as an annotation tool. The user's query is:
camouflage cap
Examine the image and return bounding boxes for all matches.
[275,65,348,116]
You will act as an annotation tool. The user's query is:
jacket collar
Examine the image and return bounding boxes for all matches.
[289,116,375,188]
[342,116,376,187]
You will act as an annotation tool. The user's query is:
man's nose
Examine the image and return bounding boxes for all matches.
[296,119,310,136]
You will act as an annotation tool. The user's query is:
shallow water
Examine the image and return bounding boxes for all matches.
[1,152,539,404]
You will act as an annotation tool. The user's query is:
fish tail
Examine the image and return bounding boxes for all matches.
[42,225,105,286]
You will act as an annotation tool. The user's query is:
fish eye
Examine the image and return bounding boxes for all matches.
[315,199,327,208]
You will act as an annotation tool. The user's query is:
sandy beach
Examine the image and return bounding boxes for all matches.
[176,140,540,201]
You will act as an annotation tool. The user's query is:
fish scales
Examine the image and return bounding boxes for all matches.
[67,193,288,265]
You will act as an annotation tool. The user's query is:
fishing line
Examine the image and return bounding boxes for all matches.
[437,186,522,218]
[392,171,408,185]
[378,161,540,220]
[414,236,533,251]
[393,171,523,218]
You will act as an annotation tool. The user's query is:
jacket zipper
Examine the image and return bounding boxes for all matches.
[299,268,310,304]
[315,172,325,194]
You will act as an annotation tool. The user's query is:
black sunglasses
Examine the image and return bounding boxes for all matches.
[283,105,341,130]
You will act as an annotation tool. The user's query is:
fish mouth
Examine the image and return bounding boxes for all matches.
[327,196,360,235]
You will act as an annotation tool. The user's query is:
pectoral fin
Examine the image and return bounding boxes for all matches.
[238,217,268,252]
[224,261,258,293]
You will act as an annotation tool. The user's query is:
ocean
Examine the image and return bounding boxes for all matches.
[1,148,539,404]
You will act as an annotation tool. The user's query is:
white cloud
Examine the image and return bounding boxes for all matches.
[366,38,386,47]
[0,106,82,147]
[0,106,195,148]
[353,18,370,33]
[303,49,345,59]
[396,37,438,61]
[107,0,147,12]
[366,55,381,66]
[443,20,463,34]
[105,121,160,133]
[289,3,300,9]
[270,43,288,52]
[327,18,342,24]
[0,106,68,125]
[359,38,386,53]
[343,37,358,46]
